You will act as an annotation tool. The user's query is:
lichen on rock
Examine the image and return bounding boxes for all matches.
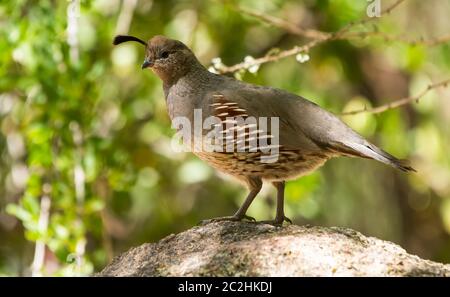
[98,221,450,277]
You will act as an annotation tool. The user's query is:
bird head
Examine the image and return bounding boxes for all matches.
[113,35,199,84]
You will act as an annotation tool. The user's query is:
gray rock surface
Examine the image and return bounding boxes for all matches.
[98,221,450,277]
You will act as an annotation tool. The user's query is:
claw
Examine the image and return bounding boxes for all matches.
[199,214,256,225]
[284,216,292,224]
[258,215,292,227]
[242,214,256,222]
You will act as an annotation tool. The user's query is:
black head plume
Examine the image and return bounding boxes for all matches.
[113,35,147,46]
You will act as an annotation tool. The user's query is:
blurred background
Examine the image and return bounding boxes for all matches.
[1,0,450,276]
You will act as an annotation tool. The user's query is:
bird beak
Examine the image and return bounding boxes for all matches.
[141,59,153,69]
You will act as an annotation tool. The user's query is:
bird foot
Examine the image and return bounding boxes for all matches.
[258,215,292,227]
[199,214,256,225]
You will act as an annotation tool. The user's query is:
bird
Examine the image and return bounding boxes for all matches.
[113,34,415,226]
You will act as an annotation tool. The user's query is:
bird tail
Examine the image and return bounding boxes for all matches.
[330,141,416,172]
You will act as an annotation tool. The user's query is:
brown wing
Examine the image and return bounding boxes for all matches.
[204,94,281,159]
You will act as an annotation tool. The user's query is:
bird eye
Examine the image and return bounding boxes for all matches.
[160,51,170,59]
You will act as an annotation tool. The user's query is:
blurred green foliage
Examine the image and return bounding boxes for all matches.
[0,0,449,276]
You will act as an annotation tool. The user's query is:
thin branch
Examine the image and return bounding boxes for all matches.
[238,6,330,40]
[340,79,450,115]
[383,0,407,13]
[421,33,450,47]
[217,38,323,74]
[216,0,406,74]
[237,0,404,41]
[340,31,450,47]
[315,0,406,40]
[237,0,450,48]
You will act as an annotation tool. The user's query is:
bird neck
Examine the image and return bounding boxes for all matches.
[162,59,209,96]
[163,60,217,123]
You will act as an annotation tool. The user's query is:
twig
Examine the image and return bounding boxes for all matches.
[310,0,405,40]
[217,38,323,74]
[420,33,450,47]
[340,79,450,115]
[237,0,450,48]
[383,0,407,14]
[217,0,406,74]
[238,6,330,40]
[340,31,450,47]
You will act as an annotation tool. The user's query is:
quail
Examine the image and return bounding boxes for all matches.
[113,35,415,226]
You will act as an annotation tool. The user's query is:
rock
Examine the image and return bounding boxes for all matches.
[98,221,450,277]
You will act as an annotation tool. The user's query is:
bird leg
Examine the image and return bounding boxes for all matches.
[259,181,292,227]
[200,177,262,224]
